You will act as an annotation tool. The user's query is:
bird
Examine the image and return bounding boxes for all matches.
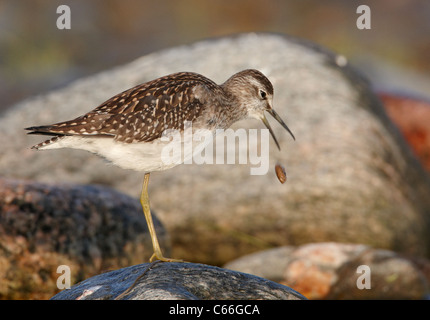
[25,69,295,262]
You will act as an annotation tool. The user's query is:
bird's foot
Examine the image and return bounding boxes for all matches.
[150,252,184,263]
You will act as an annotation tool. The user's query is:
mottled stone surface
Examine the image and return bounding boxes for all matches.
[0,177,168,299]
[51,262,306,300]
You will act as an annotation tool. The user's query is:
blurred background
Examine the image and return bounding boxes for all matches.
[1,0,430,113]
[1,0,430,300]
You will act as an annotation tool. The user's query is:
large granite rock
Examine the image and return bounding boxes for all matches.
[0,177,168,299]
[1,33,430,265]
[50,262,306,300]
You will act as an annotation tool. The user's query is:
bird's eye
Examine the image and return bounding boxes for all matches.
[259,89,267,100]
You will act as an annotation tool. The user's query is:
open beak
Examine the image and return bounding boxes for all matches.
[261,109,295,150]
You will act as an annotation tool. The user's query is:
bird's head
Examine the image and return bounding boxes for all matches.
[223,69,295,150]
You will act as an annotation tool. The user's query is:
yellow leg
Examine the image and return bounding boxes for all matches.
[140,173,183,262]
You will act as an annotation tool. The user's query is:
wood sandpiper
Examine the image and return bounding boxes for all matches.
[26,69,295,262]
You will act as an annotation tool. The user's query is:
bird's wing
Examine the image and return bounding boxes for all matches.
[26,72,220,143]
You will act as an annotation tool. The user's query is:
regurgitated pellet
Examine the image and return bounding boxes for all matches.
[275,163,287,184]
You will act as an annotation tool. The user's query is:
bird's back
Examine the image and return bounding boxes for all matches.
[26,72,223,146]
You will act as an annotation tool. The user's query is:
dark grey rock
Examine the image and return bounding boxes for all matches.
[0,177,169,299]
[51,262,306,300]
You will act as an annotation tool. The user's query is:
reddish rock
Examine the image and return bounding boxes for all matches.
[379,92,430,171]
[225,243,430,299]
[282,243,368,299]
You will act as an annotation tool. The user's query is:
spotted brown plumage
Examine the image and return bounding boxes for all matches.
[27,72,222,145]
